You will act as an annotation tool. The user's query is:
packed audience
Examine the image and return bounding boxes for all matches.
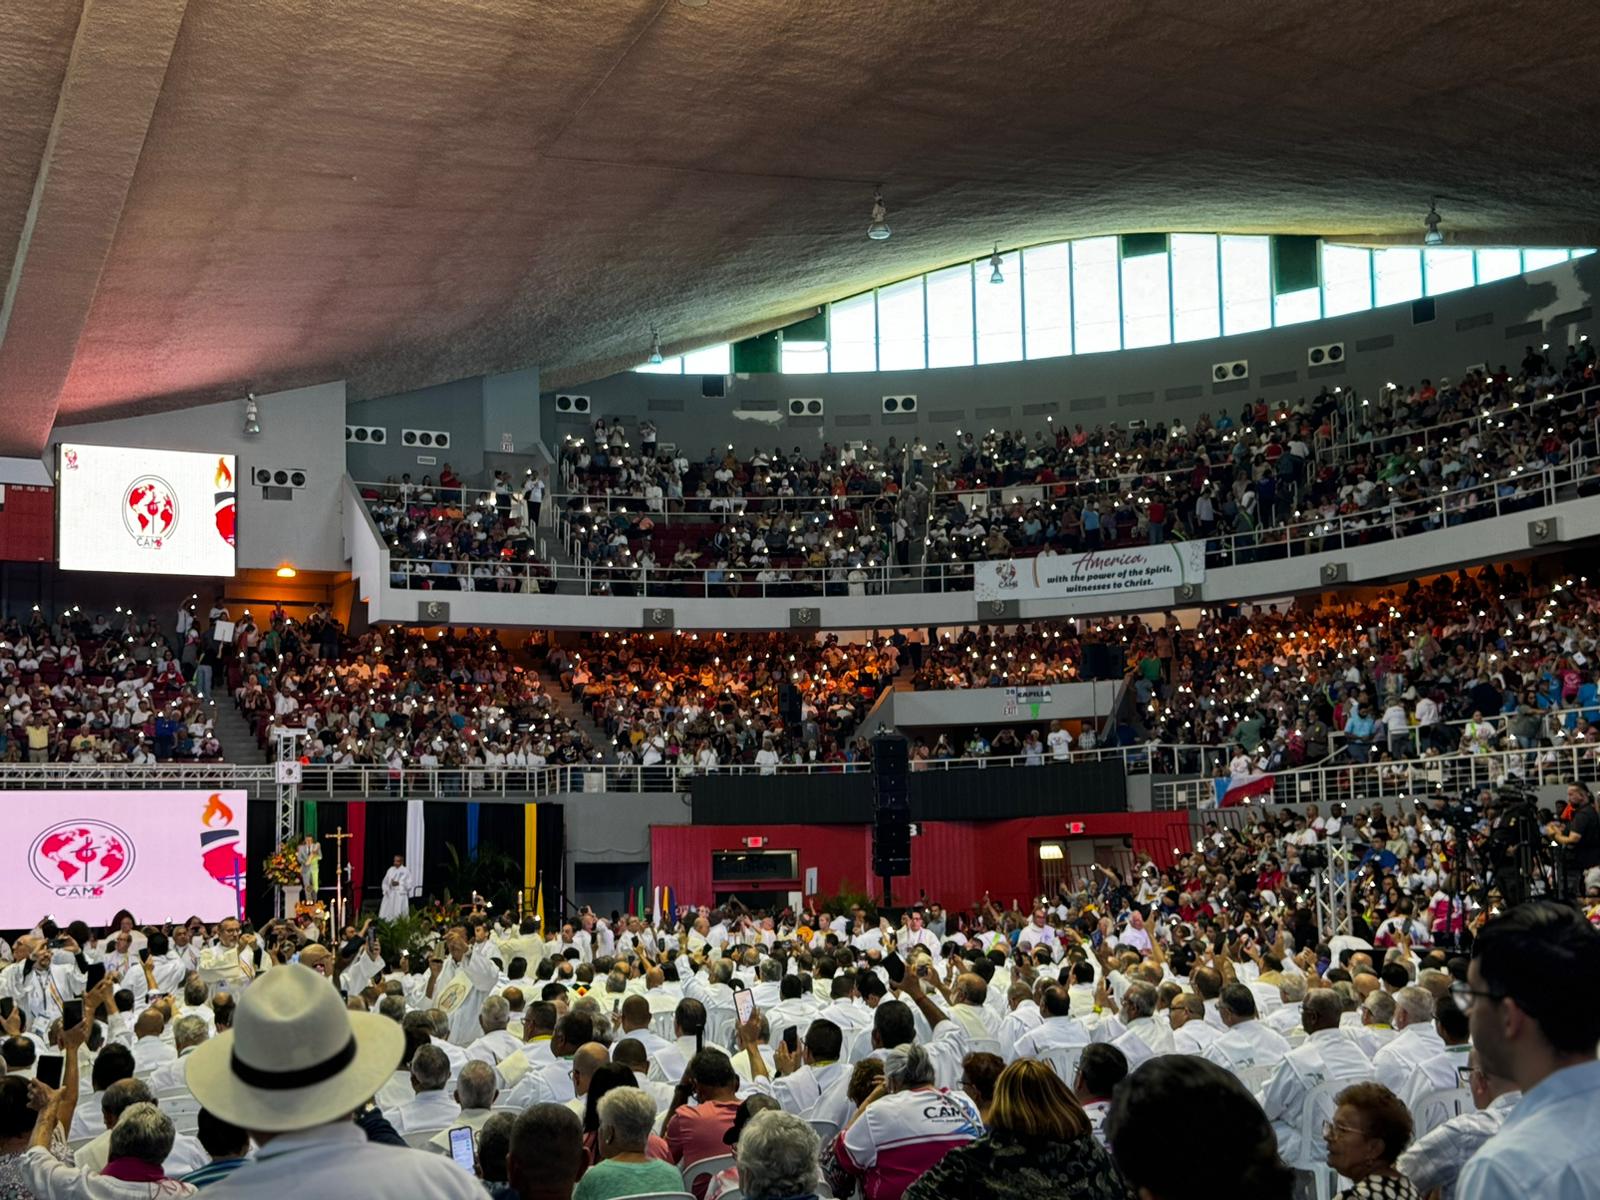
[0,607,220,765]
[1,811,1594,1200]
[359,471,552,592]
[539,346,1600,597]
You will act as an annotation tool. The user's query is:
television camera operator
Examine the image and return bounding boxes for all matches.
[1548,781,1600,894]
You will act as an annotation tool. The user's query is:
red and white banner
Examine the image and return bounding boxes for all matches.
[5,790,248,926]
[974,542,1206,602]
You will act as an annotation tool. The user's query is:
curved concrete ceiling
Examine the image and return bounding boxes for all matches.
[2,0,1596,454]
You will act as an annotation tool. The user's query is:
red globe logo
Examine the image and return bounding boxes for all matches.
[123,476,179,545]
[29,821,137,893]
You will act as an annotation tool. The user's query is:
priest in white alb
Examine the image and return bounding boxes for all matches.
[380,855,413,921]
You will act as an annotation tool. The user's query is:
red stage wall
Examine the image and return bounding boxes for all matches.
[650,812,1192,908]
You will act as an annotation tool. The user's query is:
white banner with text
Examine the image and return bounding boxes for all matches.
[974,542,1206,602]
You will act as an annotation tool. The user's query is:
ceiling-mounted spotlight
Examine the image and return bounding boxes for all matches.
[989,243,1004,285]
[648,327,664,365]
[243,393,261,437]
[1423,197,1444,247]
[867,186,891,241]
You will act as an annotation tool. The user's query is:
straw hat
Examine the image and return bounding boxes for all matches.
[186,963,402,1131]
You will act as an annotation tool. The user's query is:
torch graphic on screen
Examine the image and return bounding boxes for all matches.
[198,792,245,917]
[213,458,236,548]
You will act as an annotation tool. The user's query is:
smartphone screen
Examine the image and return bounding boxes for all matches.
[0,997,14,1022]
[85,963,107,991]
[783,1025,799,1054]
[448,1126,476,1171]
[36,1055,64,1089]
[733,987,755,1027]
[60,1000,83,1031]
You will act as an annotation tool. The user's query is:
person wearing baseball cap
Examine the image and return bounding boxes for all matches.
[185,964,482,1198]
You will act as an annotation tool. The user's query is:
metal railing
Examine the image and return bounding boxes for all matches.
[382,449,1596,596]
[1152,743,1600,810]
[1321,380,1598,461]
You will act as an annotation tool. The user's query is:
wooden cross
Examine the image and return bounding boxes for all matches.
[326,827,353,933]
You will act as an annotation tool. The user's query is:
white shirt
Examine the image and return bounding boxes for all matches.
[750,1060,849,1118]
[1107,1016,1174,1068]
[1260,1027,1376,1163]
[69,1126,208,1178]
[1172,1018,1220,1055]
[1203,1019,1292,1073]
[387,1089,462,1135]
[187,1120,484,1199]
[464,1028,521,1068]
[1371,1022,1447,1096]
[1011,1015,1091,1063]
[1398,1091,1519,1200]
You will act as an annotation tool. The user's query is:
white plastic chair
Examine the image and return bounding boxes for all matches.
[706,1013,735,1052]
[651,1011,677,1040]
[1235,1063,1277,1096]
[403,1128,447,1150]
[159,1094,202,1135]
[1410,1085,1473,1139]
[1293,1079,1355,1200]
[1042,1046,1083,1087]
[967,1036,1003,1059]
[843,1027,874,1064]
[681,1154,736,1196]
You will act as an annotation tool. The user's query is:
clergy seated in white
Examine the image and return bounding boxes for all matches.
[1395,996,1475,1137]
[427,1060,501,1151]
[1168,994,1220,1055]
[1344,988,1398,1058]
[741,1016,850,1119]
[464,995,521,1068]
[1009,985,1092,1063]
[1371,985,1447,1096]
[71,1080,211,1177]
[386,1045,460,1134]
[1202,983,1291,1076]
[131,1010,178,1076]
[501,1010,596,1109]
[1101,982,1174,1069]
[760,976,821,1052]
[147,1015,210,1095]
[1260,989,1375,1164]
[609,1037,678,1115]
[995,981,1042,1059]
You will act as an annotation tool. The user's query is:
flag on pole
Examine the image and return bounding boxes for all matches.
[1214,772,1275,808]
[651,886,662,927]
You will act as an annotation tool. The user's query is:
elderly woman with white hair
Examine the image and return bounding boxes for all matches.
[836,1042,982,1200]
[737,1110,822,1200]
[574,1086,682,1200]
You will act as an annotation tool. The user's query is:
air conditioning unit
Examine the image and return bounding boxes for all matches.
[554,394,591,414]
[344,425,387,444]
[1307,342,1345,366]
[400,429,452,449]
[1212,359,1249,383]
[250,467,309,489]
[881,394,918,413]
[788,398,825,417]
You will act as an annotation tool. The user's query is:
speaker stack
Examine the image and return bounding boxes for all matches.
[871,732,911,902]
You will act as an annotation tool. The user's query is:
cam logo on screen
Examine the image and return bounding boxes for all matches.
[29,820,137,897]
[123,476,179,548]
[199,792,246,917]
[212,458,236,548]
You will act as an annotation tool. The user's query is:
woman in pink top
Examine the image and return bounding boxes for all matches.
[836,1042,983,1200]
[664,1051,743,1199]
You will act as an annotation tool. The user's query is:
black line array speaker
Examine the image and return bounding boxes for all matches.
[777,682,802,727]
[871,732,911,878]
[1081,643,1127,680]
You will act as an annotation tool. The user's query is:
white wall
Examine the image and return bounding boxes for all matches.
[53,381,348,572]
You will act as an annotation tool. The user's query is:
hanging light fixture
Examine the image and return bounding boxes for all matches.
[867,186,891,241]
[242,393,261,436]
[989,243,1004,285]
[1423,197,1444,247]
[648,327,664,365]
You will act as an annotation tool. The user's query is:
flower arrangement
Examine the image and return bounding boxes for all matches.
[263,845,301,888]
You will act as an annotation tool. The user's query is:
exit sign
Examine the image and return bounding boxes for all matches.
[742,836,767,849]
[1067,822,1086,834]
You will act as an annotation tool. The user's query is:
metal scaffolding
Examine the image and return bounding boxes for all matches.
[1315,842,1355,938]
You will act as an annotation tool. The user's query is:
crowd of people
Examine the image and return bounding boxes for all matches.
[0,818,1594,1200]
[541,347,1600,596]
[359,471,553,592]
[0,606,221,766]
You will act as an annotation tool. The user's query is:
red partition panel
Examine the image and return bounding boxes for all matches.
[0,485,55,561]
[650,811,1192,909]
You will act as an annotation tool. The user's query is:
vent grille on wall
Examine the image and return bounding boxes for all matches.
[251,467,308,489]
[881,394,917,413]
[1307,342,1344,366]
[345,425,387,444]
[1212,359,1249,382]
[554,394,591,414]
[400,429,451,448]
[788,398,825,417]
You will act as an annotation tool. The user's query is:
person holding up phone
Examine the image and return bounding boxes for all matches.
[737,1007,850,1122]
[2,992,92,1182]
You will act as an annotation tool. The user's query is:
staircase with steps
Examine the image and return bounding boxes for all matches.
[210,696,270,765]
[530,654,615,761]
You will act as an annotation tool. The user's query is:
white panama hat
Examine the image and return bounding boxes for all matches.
[185,963,402,1132]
